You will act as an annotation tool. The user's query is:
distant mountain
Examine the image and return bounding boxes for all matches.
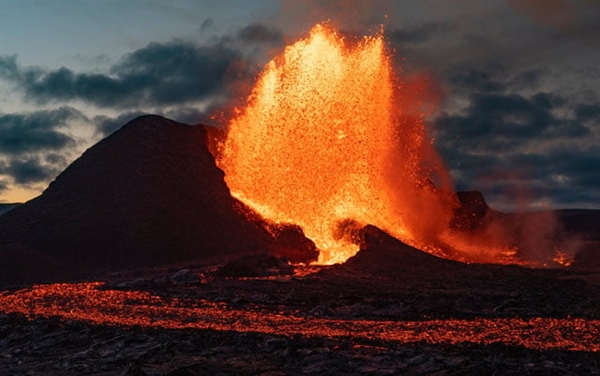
[0,203,21,216]
[555,209,600,241]
[0,115,315,287]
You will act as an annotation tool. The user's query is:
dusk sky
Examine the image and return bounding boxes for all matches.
[1,0,598,210]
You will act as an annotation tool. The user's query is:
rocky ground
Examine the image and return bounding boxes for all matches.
[2,311,599,376]
[1,245,600,375]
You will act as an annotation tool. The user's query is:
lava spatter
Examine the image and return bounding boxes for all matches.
[219,24,457,264]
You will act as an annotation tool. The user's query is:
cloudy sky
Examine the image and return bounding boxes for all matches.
[1,0,598,210]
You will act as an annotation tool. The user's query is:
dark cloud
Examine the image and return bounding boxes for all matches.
[162,107,216,126]
[0,54,20,80]
[0,23,287,109]
[0,108,82,190]
[94,111,147,136]
[531,92,567,108]
[386,15,596,207]
[237,24,284,45]
[1,16,597,210]
[451,68,506,94]
[542,120,590,139]
[435,93,553,147]
[389,23,447,45]
[0,107,80,155]
[575,103,600,122]
[112,41,240,104]
[0,40,244,108]
[445,63,545,95]
[431,88,599,209]
[442,145,600,209]
[0,157,62,185]
[93,107,219,137]
[45,153,68,166]
[200,17,215,33]
[433,92,592,152]
[547,147,600,190]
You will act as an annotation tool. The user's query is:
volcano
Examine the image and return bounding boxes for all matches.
[1,23,600,375]
[0,115,318,287]
[1,114,597,287]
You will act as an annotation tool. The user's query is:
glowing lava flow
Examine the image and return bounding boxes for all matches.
[1,283,598,352]
[219,24,456,264]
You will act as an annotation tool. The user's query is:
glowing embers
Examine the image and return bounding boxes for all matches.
[1,283,598,352]
[220,24,455,264]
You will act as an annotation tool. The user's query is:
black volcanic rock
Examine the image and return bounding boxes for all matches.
[342,225,467,276]
[451,190,491,231]
[0,115,288,286]
[213,253,294,278]
[267,223,319,264]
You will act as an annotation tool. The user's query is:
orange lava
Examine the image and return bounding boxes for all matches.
[219,24,458,264]
[1,282,599,352]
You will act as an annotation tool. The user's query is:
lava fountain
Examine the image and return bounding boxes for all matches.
[219,24,458,264]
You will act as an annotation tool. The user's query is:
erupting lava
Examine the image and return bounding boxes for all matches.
[219,24,459,264]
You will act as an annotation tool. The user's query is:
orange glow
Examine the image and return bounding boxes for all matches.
[552,249,574,267]
[219,24,459,264]
[1,282,598,352]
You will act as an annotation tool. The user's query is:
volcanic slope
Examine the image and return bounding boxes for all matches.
[339,225,470,277]
[0,115,279,286]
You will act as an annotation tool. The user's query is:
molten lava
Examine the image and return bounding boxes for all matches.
[219,24,458,264]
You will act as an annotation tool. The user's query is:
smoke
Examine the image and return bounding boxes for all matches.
[508,0,585,32]
[444,174,585,266]
[508,0,577,34]
[278,0,394,33]
[508,0,600,48]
